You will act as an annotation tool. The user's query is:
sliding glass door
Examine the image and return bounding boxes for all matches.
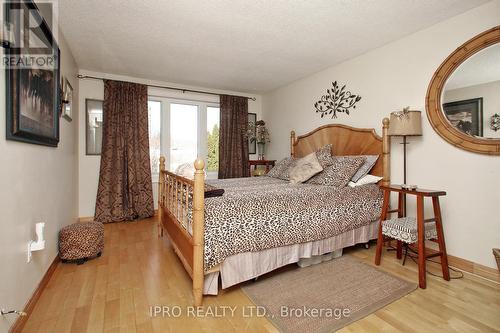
[148,98,220,180]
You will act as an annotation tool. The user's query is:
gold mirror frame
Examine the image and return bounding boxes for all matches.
[426,26,500,155]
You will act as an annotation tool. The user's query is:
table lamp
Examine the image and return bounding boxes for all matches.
[388,108,422,214]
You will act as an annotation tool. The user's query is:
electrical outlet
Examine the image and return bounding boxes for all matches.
[27,222,46,263]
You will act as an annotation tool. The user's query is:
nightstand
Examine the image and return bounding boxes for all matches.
[248,160,276,177]
[375,184,450,288]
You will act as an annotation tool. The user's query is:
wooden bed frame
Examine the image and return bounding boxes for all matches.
[158,118,391,306]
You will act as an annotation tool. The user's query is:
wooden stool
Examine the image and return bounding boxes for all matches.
[375,185,450,288]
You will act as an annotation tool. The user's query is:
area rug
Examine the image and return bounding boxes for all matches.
[242,255,416,333]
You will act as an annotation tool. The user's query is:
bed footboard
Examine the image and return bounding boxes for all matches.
[158,157,205,306]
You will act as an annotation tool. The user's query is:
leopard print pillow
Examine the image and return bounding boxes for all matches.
[307,156,366,188]
[336,155,379,182]
[315,144,335,168]
[267,157,296,180]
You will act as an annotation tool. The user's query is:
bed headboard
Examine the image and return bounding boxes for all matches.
[290,118,390,185]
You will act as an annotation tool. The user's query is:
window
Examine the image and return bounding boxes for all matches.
[147,97,220,179]
[148,101,161,177]
[170,103,198,171]
[206,106,220,173]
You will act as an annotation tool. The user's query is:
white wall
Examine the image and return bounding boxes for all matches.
[0,32,79,331]
[78,70,262,217]
[262,1,500,268]
[444,80,500,138]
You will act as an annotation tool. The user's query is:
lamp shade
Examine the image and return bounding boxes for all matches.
[388,110,422,136]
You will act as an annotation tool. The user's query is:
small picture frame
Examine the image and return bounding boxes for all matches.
[86,99,104,155]
[62,78,73,121]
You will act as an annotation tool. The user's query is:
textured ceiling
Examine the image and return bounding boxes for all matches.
[58,0,489,93]
[445,43,500,90]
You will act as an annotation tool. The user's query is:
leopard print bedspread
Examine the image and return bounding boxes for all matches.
[201,176,383,270]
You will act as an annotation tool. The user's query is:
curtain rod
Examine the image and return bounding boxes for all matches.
[76,74,257,101]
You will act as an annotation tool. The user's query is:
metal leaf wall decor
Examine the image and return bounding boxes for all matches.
[314,81,362,119]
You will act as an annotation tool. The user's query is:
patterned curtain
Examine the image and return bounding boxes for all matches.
[94,80,154,223]
[218,95,249,179]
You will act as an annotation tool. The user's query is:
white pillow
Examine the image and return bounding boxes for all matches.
[348,174,383,187]
[175,162,196,179]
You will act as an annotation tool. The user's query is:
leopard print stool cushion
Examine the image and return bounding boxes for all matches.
[59,222,104,260]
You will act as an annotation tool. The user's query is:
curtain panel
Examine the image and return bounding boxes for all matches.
[218,95,249,179]
[94,80,154,223]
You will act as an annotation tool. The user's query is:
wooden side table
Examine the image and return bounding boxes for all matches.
[375,185,450,288]
[248,160,276,177]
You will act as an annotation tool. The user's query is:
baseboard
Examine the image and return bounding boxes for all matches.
[447,253,499,283]
[420,245,499,283]
[9,255,60,333]
[78,216,94,222]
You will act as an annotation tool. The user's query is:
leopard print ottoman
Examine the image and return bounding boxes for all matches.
[59,222,104,264]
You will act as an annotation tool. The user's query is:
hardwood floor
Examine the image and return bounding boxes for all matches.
[23,217,500,333]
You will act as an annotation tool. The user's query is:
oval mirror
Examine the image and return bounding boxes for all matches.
[426,26,500,154]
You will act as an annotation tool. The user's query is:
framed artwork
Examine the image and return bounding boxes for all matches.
[62,78,73,121]
[248,112,257,154]
[86,99,104,155]
[443,98,483,136]
[5,0,61,147]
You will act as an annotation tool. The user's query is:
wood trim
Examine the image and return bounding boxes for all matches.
[426,26,500,155]
[422,246,499,283]
[192,159,205,307]
[162,208,194,273]
[447,253,500,283]
[9,255,60,333]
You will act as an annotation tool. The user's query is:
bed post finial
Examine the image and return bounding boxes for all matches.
[290,130,296,157]
[192,158,205,307]
[158,156,166,238]
[382,118,390,186]
[159,156,165,171]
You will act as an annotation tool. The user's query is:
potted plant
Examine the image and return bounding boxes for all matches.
[248,120,270,160]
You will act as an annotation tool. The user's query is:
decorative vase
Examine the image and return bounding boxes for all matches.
[257,142,266,160]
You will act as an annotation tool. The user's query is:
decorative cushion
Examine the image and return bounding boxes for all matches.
[382,217,437,244]
[59,222,104,261]
[266,157,295,180]
[307,156,365,188]
[289,152,323,184]
[347,155,379,182]
[268,145,334,181]
[315,144,335,168]
[348,174,383,187]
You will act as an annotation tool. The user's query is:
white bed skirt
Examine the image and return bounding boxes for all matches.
[203,220,379,295]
